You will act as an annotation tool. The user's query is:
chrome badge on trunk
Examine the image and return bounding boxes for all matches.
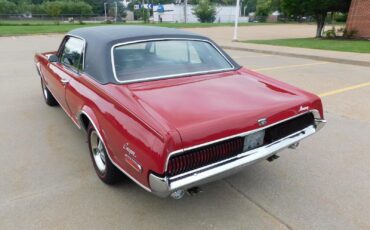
[258,118,267,126]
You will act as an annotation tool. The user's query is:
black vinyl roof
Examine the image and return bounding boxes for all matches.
[69,25,204,44]
[67,26,239,84]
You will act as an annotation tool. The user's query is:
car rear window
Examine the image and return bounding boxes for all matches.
[112,40,233,83]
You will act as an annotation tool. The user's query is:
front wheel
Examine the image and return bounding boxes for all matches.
[88,124,121,184]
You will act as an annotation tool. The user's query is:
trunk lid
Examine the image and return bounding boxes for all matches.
[126,70,314,148]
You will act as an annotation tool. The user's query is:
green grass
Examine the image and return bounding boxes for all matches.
[0,23,103,36]
[0,21,270,36]
[245,38,370,53]
[0,20,57,25]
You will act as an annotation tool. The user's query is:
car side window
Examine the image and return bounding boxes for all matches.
[60,37,84,71]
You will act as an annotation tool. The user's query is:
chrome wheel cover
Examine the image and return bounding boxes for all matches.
[90,131,107,173]
[42,82,48,99]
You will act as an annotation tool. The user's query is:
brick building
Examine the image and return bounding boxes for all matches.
[346,0,370,38]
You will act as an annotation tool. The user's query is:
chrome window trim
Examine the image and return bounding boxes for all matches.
[164,109,325,171]
[63,34,87,73]
[110,38,235,84]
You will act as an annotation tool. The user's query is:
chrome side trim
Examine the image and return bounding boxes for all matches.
[79,111,152,192]
[164,109,325,171]
[150,124,318,197]
[110,38,235,84]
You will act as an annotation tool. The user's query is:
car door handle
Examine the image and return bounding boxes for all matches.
[60,78,69,85]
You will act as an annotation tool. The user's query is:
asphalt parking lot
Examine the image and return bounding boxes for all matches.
[0,35,369,230]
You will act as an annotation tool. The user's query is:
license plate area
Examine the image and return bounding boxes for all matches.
[243,130,265,152]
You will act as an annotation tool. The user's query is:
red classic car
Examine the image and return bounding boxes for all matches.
[34,26,325,199]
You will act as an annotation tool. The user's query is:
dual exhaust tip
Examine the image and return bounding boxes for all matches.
[289,142,300,149]
[170,142,300,199]
[170,187,202,199]
[266,142,301,162]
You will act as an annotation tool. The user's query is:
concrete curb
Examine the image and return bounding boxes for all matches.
[220,45,370,67]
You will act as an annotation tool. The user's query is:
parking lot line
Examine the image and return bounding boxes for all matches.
[233,54,274,59]
[254,62,328,71]
[319,82,370,98]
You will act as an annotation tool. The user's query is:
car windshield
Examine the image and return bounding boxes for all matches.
[112,40,233,83]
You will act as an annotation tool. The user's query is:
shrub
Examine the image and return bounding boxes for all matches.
[334,13,347,23]
[342,28,358,38]
[324,26,336,38]
[134,8,149,23]
[193,0,216,23]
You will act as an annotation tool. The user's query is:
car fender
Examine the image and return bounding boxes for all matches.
[78,106,152,191]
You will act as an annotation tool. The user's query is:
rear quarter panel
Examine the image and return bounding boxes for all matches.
[66,75,183,187]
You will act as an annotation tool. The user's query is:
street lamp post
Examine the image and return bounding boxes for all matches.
[104,2,107,21]
[232,0,241,41]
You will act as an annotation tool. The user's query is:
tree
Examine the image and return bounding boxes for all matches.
[43,1,63,17]
[242,0,257,16]
[0,0,17,14]
[256,0,272,21]
[65,1,93,16]
[281,0,351,37]
[116,1,127,19]
[107,1,126,20]
[192,0,240,5]
[18,0,33,14]
[43,1,93,17]
[255,0,281,21]
[83,0,104,15]
[193,0,216,23]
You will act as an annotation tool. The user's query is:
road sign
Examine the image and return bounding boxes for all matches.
[157,4,164,13]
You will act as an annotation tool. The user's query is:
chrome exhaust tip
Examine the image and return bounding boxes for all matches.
[170,189,185,199]
[289,142,300,149]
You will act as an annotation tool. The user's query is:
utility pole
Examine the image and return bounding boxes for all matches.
[244,6,248,16]
[184,0,188,23]
[104,2,107,21]
[232,0,240,41]
[115,2,118,22]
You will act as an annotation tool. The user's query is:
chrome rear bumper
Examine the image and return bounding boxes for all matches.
[149,112,326,197]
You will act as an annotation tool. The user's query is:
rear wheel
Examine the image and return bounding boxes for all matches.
[88,124,121,184]
[41,79,58,106]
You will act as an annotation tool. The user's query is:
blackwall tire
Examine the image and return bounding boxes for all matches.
[41,79,58,106]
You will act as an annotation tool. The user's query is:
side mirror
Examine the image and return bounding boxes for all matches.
[48,54,59,63]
